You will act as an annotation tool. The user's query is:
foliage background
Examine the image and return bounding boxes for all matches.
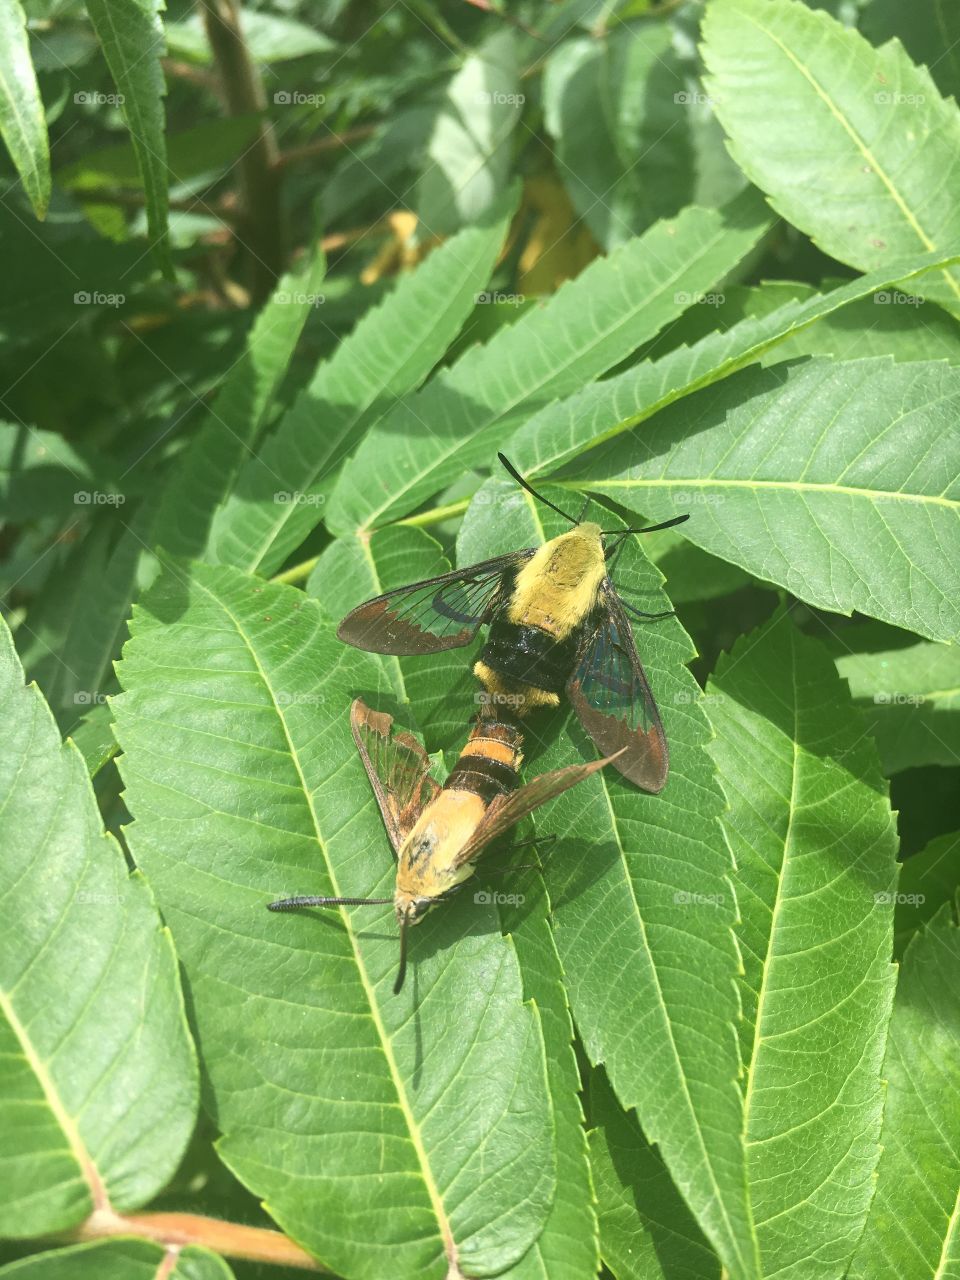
[1,0,959,1277]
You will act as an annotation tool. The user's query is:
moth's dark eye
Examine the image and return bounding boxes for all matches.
[412,897,433,920]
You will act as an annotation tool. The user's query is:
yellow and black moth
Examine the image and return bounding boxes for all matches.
[337,456,688,792]
[269,698,620,992]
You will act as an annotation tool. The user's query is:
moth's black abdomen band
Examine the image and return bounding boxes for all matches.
[444,754,519,802]
[479,619,579,696]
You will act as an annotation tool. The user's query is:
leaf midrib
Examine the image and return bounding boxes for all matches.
[595,769,759,1279]
[358,213,753,531]
[194,579,456,1276]
[735,4,960,303]
[577,477,959,509]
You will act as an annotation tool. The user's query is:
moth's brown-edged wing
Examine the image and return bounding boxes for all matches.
[350,699,440,855]
[337,550,534,655]
[566,582,669,793]
[452,749,625,868]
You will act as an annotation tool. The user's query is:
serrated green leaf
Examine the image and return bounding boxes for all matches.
[455,484,758,1280]
[113,560,556,1280]
[894,833,960,957]
[576,356,960,643]
[0,0,51,217]
[701,0,960,316]
[861,0,960,100]
[507,246,960,478]
[835,636,960,773]
[706,609,898,1279]
[85,0,170,277]
[543,23,693,247]
[68,702,118,780]
[0,1239,234,1278]
[209,192,517,574]
[18,514,143,730]
[0,615,197,1238]
[152,250,325,561]
[328,189,772,534]
[587,1066,720,1280]
[848,906,960,1279]
[417,30,520,236]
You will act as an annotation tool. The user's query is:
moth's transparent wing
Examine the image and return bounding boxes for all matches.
[351,699,440,855]
[452,750,624,867]
[566,583,669,792]
[337,550,534,655]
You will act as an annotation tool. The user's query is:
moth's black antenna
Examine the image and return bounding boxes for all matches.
[601,513,690,537]
[497,453,578,525]
[394,919,409,994]
[268,895,394,910]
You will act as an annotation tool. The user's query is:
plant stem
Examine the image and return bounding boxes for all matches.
[61,1207,331,1273]
[272,555,320,586]
[201,0,282,302]
[396,498,470,528]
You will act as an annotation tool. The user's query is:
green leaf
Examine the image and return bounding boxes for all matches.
[85,0,171,277]
[848,906,960,1279]
[455,485,758,1280]
[68,701,118,780]
[328,189,772,534]
[587,1066,720,1280]
[0,614,197,1238]
[894,834,960,957]
[543,22,693,247]
[18,516,144,730]
[417,30,520,236]
[701,0,960,317]
[209,191,517,574]
[706,609,898,1279]
[113,560,557,1280]
[0,421,95,522]
[835,635,960,774]
[152,250,325,561]
[577,356,960,644]
[0,1240,234,1278]
[0,0,51,217]
[861,0,960,101]
[507,246,960,478]
[165,11,335,64]
[495,871,598,1280]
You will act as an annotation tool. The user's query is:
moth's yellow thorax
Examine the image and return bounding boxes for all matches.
[507,523,605,639]
[395,789,486,903]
